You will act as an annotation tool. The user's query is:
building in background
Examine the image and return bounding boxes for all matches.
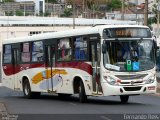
[0,0,65,16]
[0,0,44,15]
[15,0,45,15]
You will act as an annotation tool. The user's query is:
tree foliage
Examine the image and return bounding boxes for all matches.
[16,10,23,16]
[2,0,14,2]
[150,0,160,24]
[61,8,72,17]
[108,0,122,10]
[46,0,58,4]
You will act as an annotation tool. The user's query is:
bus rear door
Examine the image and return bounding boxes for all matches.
[12,44,21,90]
[45,40,56,93]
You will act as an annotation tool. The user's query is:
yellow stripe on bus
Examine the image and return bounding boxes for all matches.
[32,69,67,84]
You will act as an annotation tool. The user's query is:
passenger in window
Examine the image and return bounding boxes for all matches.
[117,47,123,61]
[75,37,81,59]
[58,39,71,61]
[122,43,130,60]
[80,41,85,59]
[62,44,65,60]
[74,37,86,60]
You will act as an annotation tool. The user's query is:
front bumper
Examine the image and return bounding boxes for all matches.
[101,81,157,96]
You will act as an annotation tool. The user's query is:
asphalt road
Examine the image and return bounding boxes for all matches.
[0,86,160,120]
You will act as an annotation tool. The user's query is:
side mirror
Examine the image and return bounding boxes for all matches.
[102,43,107,53]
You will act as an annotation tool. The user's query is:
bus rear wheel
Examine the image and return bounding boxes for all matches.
[23,79,40,99]
[120,95,129,103]
[79,81,87,103]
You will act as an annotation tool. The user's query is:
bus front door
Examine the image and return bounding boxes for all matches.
[45,45,56,93]
[13,48,20,90]
[90,41,102,94]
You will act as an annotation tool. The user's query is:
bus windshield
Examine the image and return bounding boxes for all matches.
[103,39,155,72]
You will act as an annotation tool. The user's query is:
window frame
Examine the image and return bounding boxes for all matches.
[31,40,44,63]
[21,42,31,63]
[3,44,12,64]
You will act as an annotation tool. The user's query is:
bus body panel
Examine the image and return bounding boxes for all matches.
[1,25,157,99]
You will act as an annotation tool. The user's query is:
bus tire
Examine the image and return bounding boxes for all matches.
[23,80,32,98]
[79,80,87,103]
[120,95,129,103]
[23,79,40,99]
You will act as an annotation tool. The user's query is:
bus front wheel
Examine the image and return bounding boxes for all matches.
[120,95,129,103]
[79,81,87,103]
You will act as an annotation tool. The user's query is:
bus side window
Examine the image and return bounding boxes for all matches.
[74,36,87,60]
[31,41,44,62]
[21,42,30,62]
[57,38,72,61]
[3,45,12,64]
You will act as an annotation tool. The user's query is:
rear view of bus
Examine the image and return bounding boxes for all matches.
[101,26,157,103]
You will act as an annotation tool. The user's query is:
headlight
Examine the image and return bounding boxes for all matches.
[144,76,155,84]
[103,76,117,85]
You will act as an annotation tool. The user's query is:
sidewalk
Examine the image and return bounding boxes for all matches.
[0,103,8,119]
[0,103,7,112]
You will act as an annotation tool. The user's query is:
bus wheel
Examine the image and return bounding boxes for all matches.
[79,81,87,103]
[23,80,32,98]
[23,80,40,99]
[120,95,129,103]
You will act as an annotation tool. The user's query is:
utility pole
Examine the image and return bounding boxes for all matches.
[73,1,75,29]
[82,0,85,18]
[144,0,148,25]
[121,0,125,20]
[24,3,26,16]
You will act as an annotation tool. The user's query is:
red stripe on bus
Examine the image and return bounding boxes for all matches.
[56,62,92,75]
[3,62,92,76]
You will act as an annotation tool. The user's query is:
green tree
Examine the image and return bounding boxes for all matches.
[61,8,72,17]
[16,10,23,16]
[2,0,14,2]
[148,17,157,25]
[150,0,160,25]
[108,0,122,10]
[44,11,50,16]
[46,0,58,4]
[5,11,13,16]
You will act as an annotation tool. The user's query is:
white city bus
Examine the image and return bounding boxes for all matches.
[1,25,157,103]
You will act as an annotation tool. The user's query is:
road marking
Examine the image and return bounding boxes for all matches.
[100,116,112,120]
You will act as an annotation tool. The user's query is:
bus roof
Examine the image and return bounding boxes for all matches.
[3,25,149,44]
